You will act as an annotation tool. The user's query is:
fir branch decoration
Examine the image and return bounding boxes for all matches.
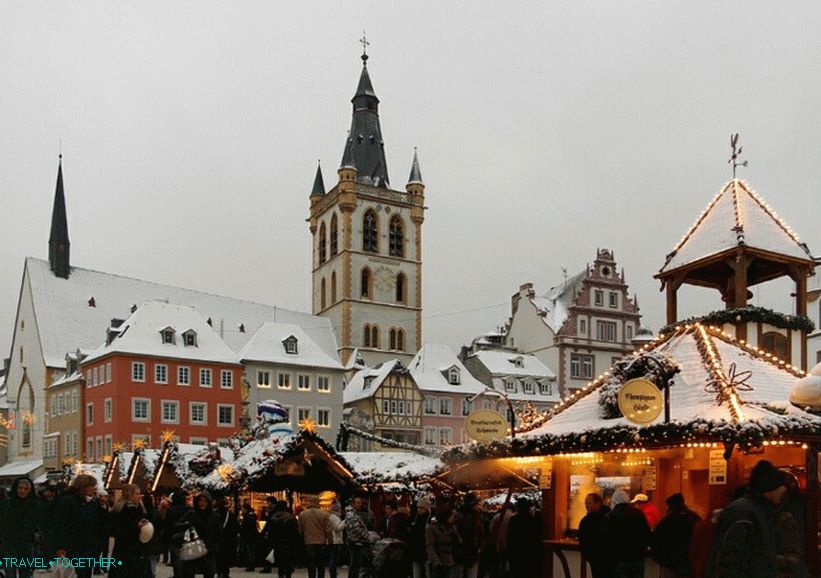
[661,306,814,335]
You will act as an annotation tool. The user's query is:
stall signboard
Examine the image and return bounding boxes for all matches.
[540,457,553,490]
[709,449,727,485]
[643,458,657,491]
[618,379,663,424]
[465,410,508,442]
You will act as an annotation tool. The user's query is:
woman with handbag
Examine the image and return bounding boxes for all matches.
[54,474,106,578]
[108,484,151,578]
[178,491,222,578]
[0,477,42,578]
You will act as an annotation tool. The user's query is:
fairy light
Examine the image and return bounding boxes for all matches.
[696,324,745,422]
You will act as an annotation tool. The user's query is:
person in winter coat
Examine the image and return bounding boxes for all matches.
[298,495,331,578]
[630,494,661,530]
[487,502,514,578]
[327,501,345,578]
[706,460,785,578]
[177,491,222,578]
[652,493,701,578]
[578,493,611,578]
[601,501,652,578]
[109,484,151,578]
[54,474,106,578]
[688,509,719,578]
[346,495,374,578]
[454,494,485,578]
[214,496,238,578]
[143,493,168,578]
[266,500,300,578]
[409,498,431,578]
[0,477,42,578]
[238,501,258,572]
[426,507,459,578]
[505,499,540,578]
[38,484,60,560]
[164,490,192,578]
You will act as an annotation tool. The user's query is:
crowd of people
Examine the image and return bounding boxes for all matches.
[577,459,809,578]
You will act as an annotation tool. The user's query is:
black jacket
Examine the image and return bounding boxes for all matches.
[602,503,651,563]
[0,477,41,556]
[652,506,700,575]
[54,491,105,557]
[578,505,610,562]
[706,492,777,578]
[111,502,147,559]
[180,497,222,553]
[409,511,429,563]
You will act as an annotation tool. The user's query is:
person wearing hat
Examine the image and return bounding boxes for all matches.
[630,493,661,529]
[177,491,222,578]
[706,459,785,578]
[652,493,701,578]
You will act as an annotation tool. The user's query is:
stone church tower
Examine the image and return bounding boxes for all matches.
[308,52,425,367]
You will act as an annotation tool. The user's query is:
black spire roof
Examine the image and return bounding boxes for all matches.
[49,156,70,279]
[407,148,423,185]
[310,162,326,197]
[344,55,390,187]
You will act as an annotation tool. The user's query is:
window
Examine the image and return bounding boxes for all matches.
[389,215,404,257]
[58,394,64,416]
[363,325,379,349]
[539,382,552,396]
[178,366,190,386]
[330,213,338,256]
[627,325,633,340]
[462,399,471,416]
[132,362,145,382]
[505,379,516,393]
[284,336,298,354]
[570,354,595,379]
[86,370,92,388]
[447,367,460,385]
[85,403,93,425]
[579,319,587,334]
[96,437,103,461]
[382,400,389,414]
[86,439,94,461]
[51,396,57,417]
[609,292,618,308]
[298,374,311,391]
[92,367,98,387]
[106,362,112,383]
[161,327,176,344]
[361,268,372,298]
[71,390,78,413]
[155,364,168,384]
[189,437,207,445]
[64,433,71,457]
[278,373,291,389]
[396,328,405,352]
[439,398,452,415]
[363,210,378,252]
[257,370,271,388]
[161,401,179,424]
[132,399,150,422]
[760,332,788,360]
[321,277,327,309]
[319,222,327,264]
[297,407,311,422]
[390,400,398,415]
[104,398,112,423]
[221,370,233,389]
[594,290,604,306]
[523,381,535,394]
[424,398,437,415]
[199,368,212,387]
[217,404,234,427]
[439,428,452,446]
[317,409,330,428]
[425,428,436,445]
[104,435,112,458]
[190,402,207,425]
[331,272,337,303]
[596,321,617,342]
[406,401,413,415]
[317,376,330,392]
[183,330,197,347]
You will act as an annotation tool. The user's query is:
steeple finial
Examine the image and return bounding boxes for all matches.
[359,31,369,63]
[407,147,424,186]
[728,133,748,178]
[310,160,326,197]
[49,155,70,279]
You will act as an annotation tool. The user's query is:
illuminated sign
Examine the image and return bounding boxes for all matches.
[618,379,662,424]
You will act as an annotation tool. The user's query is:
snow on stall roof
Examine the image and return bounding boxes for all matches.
[471,350,556,379]
[239,322,343,369]
[339,452,444,483]
[409,344,486,394]
[25,257,338,368]
[530,270,587,333]
[198,432,296,491]
[660,180,813,274]
[344,360,402,404]
[0,459,42,478]
[71,463,108,494]
[84,302,239,364]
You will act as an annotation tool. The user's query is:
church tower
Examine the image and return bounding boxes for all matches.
[309,50,425,366]
[49,156,70,279]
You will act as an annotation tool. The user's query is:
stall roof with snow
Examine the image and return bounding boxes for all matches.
[339,451,445,489]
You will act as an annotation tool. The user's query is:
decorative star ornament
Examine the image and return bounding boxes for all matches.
[299,418,317,433]
[162,429,176,443]
[133,438,146,450]
[112,442,125,454]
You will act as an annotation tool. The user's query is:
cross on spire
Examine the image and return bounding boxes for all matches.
[359,31,369,62]
[728,133,748,178]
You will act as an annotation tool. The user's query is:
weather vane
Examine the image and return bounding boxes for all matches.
[360,31,369,62]
[728,133,748,178]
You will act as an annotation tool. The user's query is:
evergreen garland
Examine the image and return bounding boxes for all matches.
[661,306,814,335]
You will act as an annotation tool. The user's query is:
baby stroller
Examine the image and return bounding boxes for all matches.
[371,538,405,578]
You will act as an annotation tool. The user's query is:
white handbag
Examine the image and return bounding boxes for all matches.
[178,526,209,561]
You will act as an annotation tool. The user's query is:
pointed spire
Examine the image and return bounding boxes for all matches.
[407,147,424,185]
[340,135,356,170]
[354,62,377,99]
[310,161,326,197]
[49,155,70,279]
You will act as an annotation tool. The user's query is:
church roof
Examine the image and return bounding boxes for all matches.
[345,60,390,187]
[310,163,326,197]
[24,257,338,368]
[659,179,814,275]
[407,148,423,185]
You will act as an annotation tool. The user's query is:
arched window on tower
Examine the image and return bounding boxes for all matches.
[361,268,372,299]
[389,328,397,351]
[371,325,380,349]
[331,271,337,303]
[396,273,407,304]
[363,324,371,348]
[397,328,405,352]
[330,214,339,256]
[318,222,327,264]
[760,332,788,360]
[320,278,327,310]
[363,210,378,253]
[389,215,404,257]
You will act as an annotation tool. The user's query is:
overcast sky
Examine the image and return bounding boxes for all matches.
[2,2,821,360]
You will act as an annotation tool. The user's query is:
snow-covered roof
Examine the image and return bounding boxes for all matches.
[339,451,444,485]
[489,377,561,403]
[85,301,239,364]
[239,322,342,369]
[0,459,43,478]
[409,344,486,395]
[344,360,403,404]
[530,270,587,333]
[24,257,338,368]
[470,350,555,379]
[660,179,814,275]
[48,371,83,389]
[71,463,108,494]
[119,442,236,489]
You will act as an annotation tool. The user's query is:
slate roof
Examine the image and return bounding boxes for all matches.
[660,179,814,275]
[345,62,390,187]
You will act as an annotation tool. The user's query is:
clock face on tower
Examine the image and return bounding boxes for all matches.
[374,265,394,293]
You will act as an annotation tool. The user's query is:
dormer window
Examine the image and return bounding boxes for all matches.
[505,378,516,393]
[523,380,535,394]
[283,336,298,354]
[364,376,375,389]
[509,356,524,368]
[160,327,176,345]
[447,367,461,385]
[182,330,198,347]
